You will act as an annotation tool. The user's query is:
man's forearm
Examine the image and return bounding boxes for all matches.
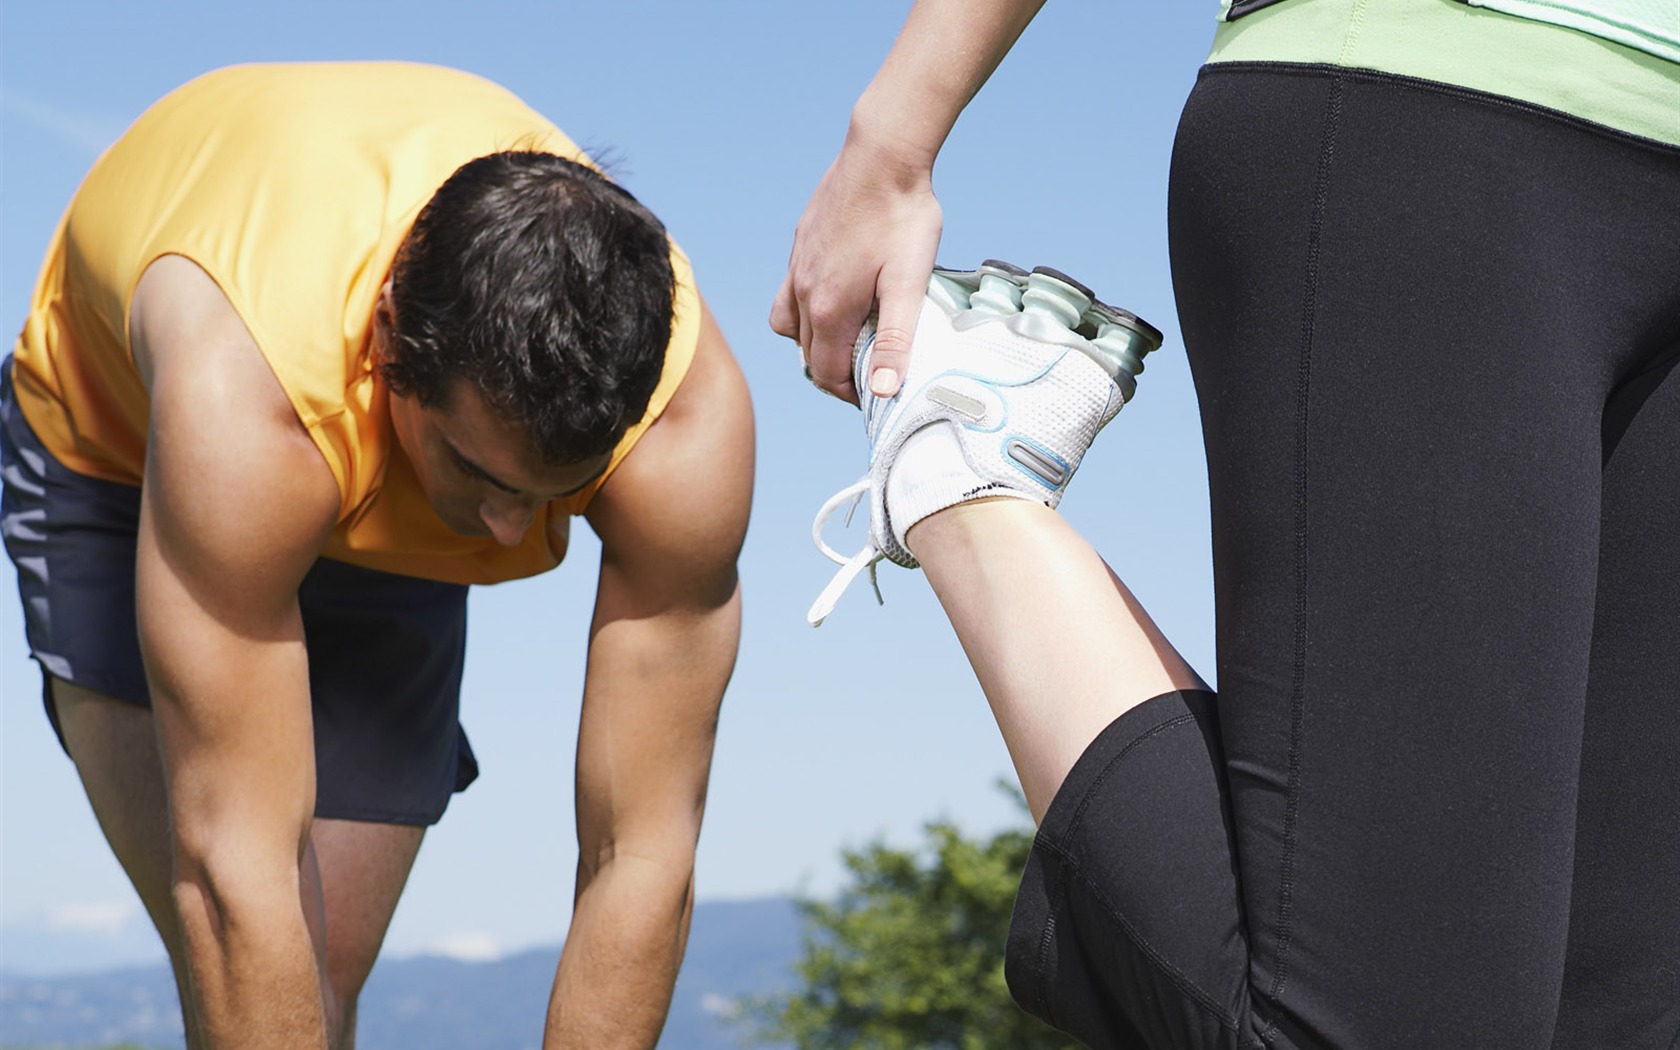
[544,853,695,1048]
[555,361,749,1047]
[149,651,330,1050]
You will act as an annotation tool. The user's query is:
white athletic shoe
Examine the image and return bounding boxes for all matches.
[807,260,1162,625]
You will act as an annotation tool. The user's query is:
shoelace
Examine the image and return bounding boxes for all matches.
[807,477,886,626]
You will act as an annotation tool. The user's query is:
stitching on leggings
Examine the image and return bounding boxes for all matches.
[1028,714,1197,1023]
[1259,69,1343,1047]
[1029,867,1066,1025]
[1025,714,1195,1025]
[1061,856,1253,1040]
[1030,713,1251,1034]
[1060,713,1198,836]
[1028,828,1074,1021]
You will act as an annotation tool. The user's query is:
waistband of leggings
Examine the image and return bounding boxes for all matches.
[1208,0,1680,148]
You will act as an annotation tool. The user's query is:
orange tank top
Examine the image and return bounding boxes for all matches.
[10,61,701,585]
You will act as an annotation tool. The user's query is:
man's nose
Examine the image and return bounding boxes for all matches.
[480,497,536,547]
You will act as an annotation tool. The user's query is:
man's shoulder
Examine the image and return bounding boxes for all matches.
[167,61,524,110]
[156,62,549,145]
[130,256,291,416]
[583,302,752,573]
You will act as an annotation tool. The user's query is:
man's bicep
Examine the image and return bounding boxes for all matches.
[132,254,339,628]
[131,256,338,838]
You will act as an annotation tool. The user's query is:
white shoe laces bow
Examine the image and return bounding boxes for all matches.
[806,478,885,626]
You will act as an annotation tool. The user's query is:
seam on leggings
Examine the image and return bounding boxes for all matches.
[1029,713,1249,1036]
[1030,715,1198,1026]
[1259,68,1344,1047]
[1059,861,1262,1044]
[1200,61,1680,159]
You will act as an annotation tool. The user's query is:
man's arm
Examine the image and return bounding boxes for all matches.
[129,255,342,1049]
[770,0,1047,404]
[547,301,753,1048]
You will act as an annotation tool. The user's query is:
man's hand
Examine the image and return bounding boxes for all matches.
[769,0,1047,405]
[547,300,752,1048]
[130,255,341,1049]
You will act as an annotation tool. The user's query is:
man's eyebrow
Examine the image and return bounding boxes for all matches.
[447,443,522,495]
[446,440,610,499]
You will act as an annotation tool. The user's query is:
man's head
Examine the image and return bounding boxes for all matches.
[377,151,676,542]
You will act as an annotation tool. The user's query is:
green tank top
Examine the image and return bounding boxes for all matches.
[1227,0,1679,63]
[1459,0,1679,63]
[1212,0,1680,147]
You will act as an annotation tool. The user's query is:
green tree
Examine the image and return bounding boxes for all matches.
[743,785,1079,1049]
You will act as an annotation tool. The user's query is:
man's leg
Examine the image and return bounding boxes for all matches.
[5,362,450,1047]
[54,681,425,1050]
[293,556,473,1048]
[308,819,424,1050]
[54,680,425,1050]
[53,681,207,1049]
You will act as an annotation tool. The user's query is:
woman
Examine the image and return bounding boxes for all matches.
[773,1,1680,1047]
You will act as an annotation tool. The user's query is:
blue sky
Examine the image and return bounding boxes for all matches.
[0,1,1222,971]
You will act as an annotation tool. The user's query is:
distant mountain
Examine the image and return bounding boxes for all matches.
[0,897,800,1050]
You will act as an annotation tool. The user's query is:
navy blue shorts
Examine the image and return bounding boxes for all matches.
[1,359,477,825]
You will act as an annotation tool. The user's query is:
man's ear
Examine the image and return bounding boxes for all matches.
[372,279,396,364]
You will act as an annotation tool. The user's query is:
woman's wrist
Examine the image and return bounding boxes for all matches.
[844,81,950,188]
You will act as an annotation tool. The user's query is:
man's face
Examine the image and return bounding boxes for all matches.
[387,379,611,547]
[373,283,610,546]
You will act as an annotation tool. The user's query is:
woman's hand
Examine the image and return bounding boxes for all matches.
[770,132,942,405]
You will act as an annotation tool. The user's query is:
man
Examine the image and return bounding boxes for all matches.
[1,62,753,1049]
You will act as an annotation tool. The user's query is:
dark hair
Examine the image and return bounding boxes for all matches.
[381,151,676,464]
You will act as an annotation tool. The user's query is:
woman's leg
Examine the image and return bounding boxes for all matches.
[1552,349,1680,1049]
[905,502,1259,1050]
[1169,62,1678,1049]
[910,499,1205,821]
[895,63,1680,1050]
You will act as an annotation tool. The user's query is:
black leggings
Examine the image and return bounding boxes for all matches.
[1004,63,1680,1050]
